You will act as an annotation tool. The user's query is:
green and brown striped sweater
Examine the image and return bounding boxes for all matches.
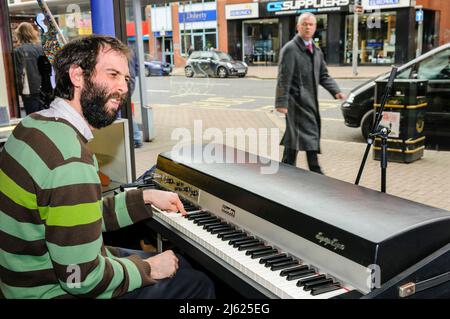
[0,113,155,298]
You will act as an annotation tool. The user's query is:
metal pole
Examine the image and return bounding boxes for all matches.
[352,8,359,76]
[133,0,155,141]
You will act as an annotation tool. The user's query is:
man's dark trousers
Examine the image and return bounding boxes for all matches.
[282,148,323,174]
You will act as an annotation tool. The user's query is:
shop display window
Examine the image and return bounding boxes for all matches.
[345,11,396,65]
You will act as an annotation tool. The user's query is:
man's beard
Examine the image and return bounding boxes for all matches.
[80,77,128,129]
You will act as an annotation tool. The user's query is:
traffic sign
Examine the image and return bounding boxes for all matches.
[416,10,424,23]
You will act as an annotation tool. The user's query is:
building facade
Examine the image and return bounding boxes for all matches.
[146,0,448,67]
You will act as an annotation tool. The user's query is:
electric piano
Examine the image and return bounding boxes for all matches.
[142,145,450,299]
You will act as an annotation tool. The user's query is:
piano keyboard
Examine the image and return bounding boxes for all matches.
[152,200,349,299]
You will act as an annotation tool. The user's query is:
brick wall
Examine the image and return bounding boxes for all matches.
[145,6,157,60]
[417,0,450,45]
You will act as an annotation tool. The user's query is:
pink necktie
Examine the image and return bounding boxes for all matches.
[307,42,313,54]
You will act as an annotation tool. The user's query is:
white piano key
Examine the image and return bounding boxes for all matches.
[153,209,348,299]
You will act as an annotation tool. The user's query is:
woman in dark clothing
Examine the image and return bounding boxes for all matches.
[14,22,45,115]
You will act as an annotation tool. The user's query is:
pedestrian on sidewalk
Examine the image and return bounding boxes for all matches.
[275,12,346,174]
[13,22,45,115]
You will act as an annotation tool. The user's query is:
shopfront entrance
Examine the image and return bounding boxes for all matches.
[344,11,397,65]
[313,14,328,61]
[242,19,280,65]
[156,35,173,65]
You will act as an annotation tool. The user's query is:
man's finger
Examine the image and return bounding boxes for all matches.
[176,200,187,215]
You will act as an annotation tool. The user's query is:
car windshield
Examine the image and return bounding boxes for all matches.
[214,52,232,61]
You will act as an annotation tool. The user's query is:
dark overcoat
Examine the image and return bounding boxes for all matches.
[275,36,340,152]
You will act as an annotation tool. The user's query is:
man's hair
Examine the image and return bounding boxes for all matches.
[15,22,40,45]
[297,12,317,25]
[54,35,130,100]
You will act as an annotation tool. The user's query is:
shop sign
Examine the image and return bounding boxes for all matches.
[361,0,412,10]
[260,0,351,16]
[226,3,259,20]
[178,10,216,23]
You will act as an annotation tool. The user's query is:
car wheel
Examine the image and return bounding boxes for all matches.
[217,67,228,78]
[238,74,246,78]
[145,68,150,77]
[361,109,375,140]
[185,66,194,77]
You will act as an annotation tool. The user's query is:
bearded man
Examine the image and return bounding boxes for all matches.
[0,35,215,299]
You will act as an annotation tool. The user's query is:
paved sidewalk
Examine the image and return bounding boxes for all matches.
[135,106,450,212]
[171,65,391,80]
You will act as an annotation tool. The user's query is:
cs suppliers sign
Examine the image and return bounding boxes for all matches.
[260,0,351,16]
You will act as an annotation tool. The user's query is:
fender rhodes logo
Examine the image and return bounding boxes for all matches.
[267,0,350,13]
[315,232,345,251]
[221,204,236,218]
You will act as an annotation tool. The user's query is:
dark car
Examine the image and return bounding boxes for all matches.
[185,50,248,78]
[341,43,450,144]
[144,60,172,76]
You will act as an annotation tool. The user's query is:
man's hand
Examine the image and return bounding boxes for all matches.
[276,108,288,114]
[143,189,187,215]
[145,250,179,280]
[335,92,346,100]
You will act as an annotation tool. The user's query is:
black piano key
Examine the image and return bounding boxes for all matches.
[245,246,271,256]
[196,218,219,225]
[193,216,216,224]
[297,274,327,287]
[264,256,293,267]
[205,223,228,231]
[311,283,342,296]
[210,227,233,234]
[229,237,254,245]
[270,260,299,271]
[202,221,222,229]
[217,229,242,238]
[215,229,237,237]
[185,212,206,218]
[184,205,198,211]
[286,269,316,281]
[220,231,245,240]
[251,249,278,259]
[259,253,286,264]
[187,212,210,220]
[280,265,309,277]
[234,239,260,248]
[238,241,263,251]
[303,278,334,291]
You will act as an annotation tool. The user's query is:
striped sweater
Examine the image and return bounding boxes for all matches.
[0,113,155,298]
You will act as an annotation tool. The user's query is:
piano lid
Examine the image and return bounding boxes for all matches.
[160,144,450,243]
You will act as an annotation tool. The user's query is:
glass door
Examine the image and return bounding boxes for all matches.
[193,33,204,51]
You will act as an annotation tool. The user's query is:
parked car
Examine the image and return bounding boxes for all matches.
[144,60,172,76]
[341,43,450,144]
[185,50,248,78]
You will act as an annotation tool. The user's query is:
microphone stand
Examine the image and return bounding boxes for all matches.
[355,66,398,193]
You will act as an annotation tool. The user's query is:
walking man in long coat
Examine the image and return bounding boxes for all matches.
[275,12,346,174]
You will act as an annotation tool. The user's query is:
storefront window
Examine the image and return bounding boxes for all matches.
[9,2,92,46]
[181,29,217,53]
[178,1,217,55]
[313,14,327,61]
[243,19,279,65]
[345,11,396,65]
